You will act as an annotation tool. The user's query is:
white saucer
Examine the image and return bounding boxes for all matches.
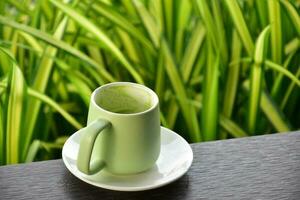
[62,126,193,191]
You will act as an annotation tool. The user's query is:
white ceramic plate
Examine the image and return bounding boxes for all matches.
[62,126,193,191]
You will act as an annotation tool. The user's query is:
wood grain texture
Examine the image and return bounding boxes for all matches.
[0,131,300,200]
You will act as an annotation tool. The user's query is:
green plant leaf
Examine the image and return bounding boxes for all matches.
[23,17,68,161]
[49,0,143,83]
[280,68,300,109]
[268,0,282,64]
[270,53,295,98]
[221,30,242,139]
[92,1,155,55]
[4,61,27,164]
[255,0,268,28]
[175,0,191,61]
[265,60,300,87]
[0,88,4,164]
[161,40,201,142]
[25,140,41,162]
[27,88,82,130]
[280,0,300,37]
[243,80,291,133]
[219,114,248,138]
[181,22,205,82]
[224,0,254,56]
[195,0,218,51]
[132,0,160,48]
[212,0,228,63]
[260,91,290,132]
[202,43,219,141]
[0,16,114,82]
[162,0,173,46]
[248,26,270,134]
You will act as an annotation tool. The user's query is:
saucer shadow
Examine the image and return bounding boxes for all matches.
[62,168,190,200]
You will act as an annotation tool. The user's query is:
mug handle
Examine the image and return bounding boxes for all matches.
[77,119,111,175]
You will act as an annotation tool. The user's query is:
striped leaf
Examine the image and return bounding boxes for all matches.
[248,26,270,134]
[162,40,201,142]
[0,16,114,82]
[202,43,219,141]
[260,91,290,132]
[268,0,282,64]
[4,61,27,164]
[22,17,68,160]
[92,1,155,55]
[224,0,254,56]
[27,88,82,129]
[280,68,300,109]
[132,0,160,48]
[181,22,205,82]
[280,0,300,37]
[243,80,291,133]
[48,0,144,83]
[265,60,300,87]
[221,30,242,139]
[0,93,4,164]
[220,114,248,138]
[175,0,191,61]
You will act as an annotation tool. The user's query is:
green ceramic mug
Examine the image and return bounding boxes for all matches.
[77,82,161,175]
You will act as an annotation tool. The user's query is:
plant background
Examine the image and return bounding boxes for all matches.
[0,0,299,165]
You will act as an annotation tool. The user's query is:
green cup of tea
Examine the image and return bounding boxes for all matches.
[77,82,161,175]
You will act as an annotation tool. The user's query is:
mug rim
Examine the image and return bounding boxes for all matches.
[91,82,159,116]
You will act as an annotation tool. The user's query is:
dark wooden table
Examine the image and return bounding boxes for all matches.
[1,131,300,200]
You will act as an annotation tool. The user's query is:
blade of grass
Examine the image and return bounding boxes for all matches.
[166,97,179,129]
[23,17,68,161]
[116,28,140,64]
[4,62,27,164]
[195,0,218,53]
[49,0,144,83]
[271,53,294,99]
[224,0,254,56]
[25,140,41,162]
[18,32,43,53]
[162,0,173,46]
[212,0,228,64]
[91,1,155,55]
[175,0,191,61]
[0,47,12,75]
[132,0,160,48]
[181,22,205,82]
[87,45,104,66]
[219,114,248,138]
[155,48,165,99]
[280,67,300,109]
[284,38,299,55]
[55,60,92,106]
[260,91,291,132]
[27,88,82,129]
[0,94,4,164]
[248,26,270,134]
[162,40,201,142]
[202,43,219,141]
[243,80,291,132]
[223,30,242,118]
[280,0,300,37]
[265,60,300,87]
[148,0,164,36]
[255,0,268,28]
[0,16,114,82]
[221,30,242,139]
[268,0,282,64]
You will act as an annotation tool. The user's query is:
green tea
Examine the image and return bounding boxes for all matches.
[95,85,153,114]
